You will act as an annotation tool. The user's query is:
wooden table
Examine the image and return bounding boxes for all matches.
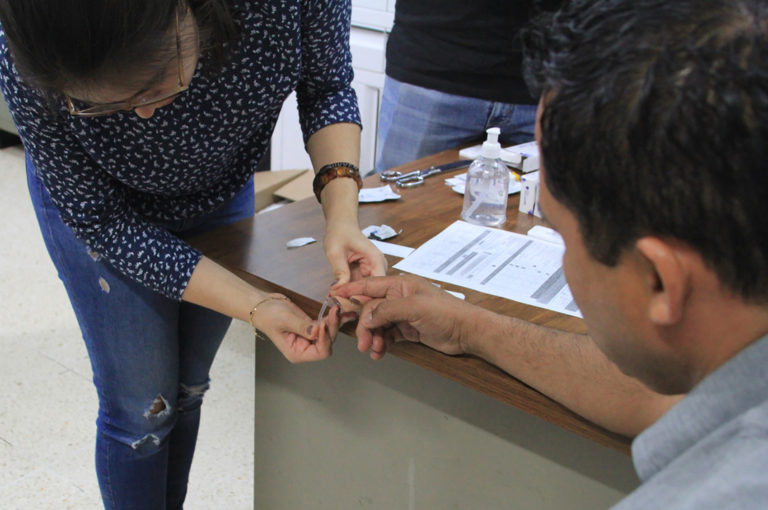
[191,149,631,456]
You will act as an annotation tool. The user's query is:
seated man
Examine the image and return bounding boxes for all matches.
[335,0,768,506]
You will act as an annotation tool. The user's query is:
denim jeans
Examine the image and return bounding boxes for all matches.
[26,154,255,510]
[375,76,538,173]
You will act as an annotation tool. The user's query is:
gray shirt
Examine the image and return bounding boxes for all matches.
[613,332,768,509]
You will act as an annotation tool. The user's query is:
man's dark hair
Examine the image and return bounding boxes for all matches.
[523,0,768,302]
[0,0,238,94]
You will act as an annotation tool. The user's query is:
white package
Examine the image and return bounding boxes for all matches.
[518,171,542,218]
[459,140,540,173]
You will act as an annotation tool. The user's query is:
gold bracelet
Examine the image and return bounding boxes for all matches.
[248,295,289,341]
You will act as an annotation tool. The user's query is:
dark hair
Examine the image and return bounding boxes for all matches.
[523,0,768,302]
[0,0,238,94]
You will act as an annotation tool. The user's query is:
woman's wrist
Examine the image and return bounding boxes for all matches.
[313,162,362,202]
[320,177,360,222]
[325,214,360,229]
[247,293,289,336]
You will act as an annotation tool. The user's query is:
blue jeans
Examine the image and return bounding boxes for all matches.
[26,154,255,510]
[375,76,538,172]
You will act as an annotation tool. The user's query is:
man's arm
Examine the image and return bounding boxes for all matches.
[467,307,681,436]
[335,275,681,437]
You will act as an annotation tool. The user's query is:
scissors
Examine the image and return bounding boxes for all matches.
[380,159,472,188]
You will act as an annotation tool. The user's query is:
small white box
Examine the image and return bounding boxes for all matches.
[458,140,540,173]
[502,141,539,173]
[518,171,542,218]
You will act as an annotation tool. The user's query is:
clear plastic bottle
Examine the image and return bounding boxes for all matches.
[461,127,509,227]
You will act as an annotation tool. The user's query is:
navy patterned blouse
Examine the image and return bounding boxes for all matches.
[0,0,360,300]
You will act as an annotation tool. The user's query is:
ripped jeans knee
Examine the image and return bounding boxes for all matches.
[177,379,211,414]
[110,380,211,453]
[127,394,175,452]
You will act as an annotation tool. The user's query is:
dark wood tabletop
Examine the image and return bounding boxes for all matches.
[190,149,632,455]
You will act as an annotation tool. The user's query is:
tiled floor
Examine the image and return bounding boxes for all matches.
[0,145,254,509]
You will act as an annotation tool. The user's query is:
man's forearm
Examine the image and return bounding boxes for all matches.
[462,308,681,437]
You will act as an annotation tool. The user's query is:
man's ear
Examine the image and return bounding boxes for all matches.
[635,237,690,326]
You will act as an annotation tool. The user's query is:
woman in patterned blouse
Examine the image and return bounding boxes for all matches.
[0,0,386,507]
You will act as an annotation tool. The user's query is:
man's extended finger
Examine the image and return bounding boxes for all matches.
[332,295,360,314]
[333,275,401,300]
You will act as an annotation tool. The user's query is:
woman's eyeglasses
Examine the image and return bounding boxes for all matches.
[66,12,189,117]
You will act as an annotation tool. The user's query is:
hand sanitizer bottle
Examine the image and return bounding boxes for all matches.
[461,127,509,227]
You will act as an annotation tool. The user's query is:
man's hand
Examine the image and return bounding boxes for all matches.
[332,274,476,360]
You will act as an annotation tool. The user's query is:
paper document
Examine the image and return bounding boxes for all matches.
[393,221,581,318]
[370,239,415,259]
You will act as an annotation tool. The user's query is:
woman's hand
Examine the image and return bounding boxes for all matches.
[252,293,342,363]
[304,122,386,285]
[324,219,387,285]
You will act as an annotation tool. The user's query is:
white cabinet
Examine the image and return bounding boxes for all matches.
[352,76,383,174]
[349,27,388,174]
[270,5,392,172]
[269,92,308,171]
[350,0,395,32]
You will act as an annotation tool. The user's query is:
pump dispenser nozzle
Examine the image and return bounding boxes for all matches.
[461,126,510,227]
[481,127,501,159]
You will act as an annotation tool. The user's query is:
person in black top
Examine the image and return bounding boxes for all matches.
[376,0,560,172]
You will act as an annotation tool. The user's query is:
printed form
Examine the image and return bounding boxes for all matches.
[393,221,582,318]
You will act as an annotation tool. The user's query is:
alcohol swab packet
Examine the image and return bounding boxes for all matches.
[362,224,399,241]
[286,237,316,249]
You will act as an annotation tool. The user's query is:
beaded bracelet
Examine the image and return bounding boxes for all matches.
[312,162,363,202]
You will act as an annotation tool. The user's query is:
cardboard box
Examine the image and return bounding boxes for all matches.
[253,169,311,211]
[273,169,315,202]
